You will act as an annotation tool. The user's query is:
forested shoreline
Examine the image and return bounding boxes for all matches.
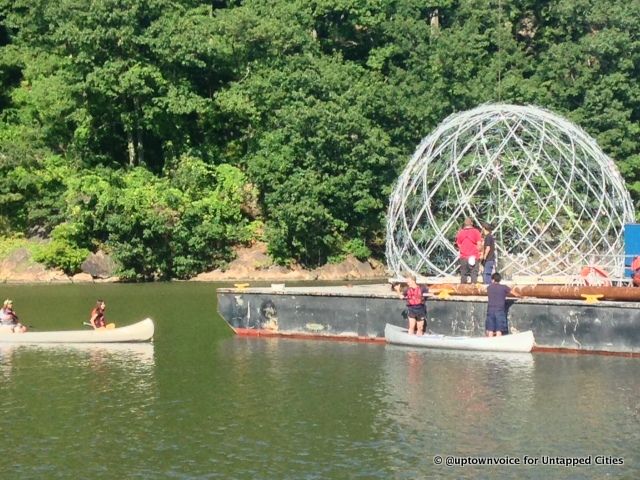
[1,1,639,281]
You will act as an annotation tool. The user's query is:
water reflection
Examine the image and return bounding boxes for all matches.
[0,341,154,360]
[377,345,537,474]
[0,342,155,381]
[381,346,536,423]
[376,347,640,479]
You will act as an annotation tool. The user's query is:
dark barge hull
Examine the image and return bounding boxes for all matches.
[216,284,640,356]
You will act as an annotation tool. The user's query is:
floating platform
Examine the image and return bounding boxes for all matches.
[216,283,640,356]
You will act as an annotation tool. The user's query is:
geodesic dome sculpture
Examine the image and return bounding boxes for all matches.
[386,104,635,279]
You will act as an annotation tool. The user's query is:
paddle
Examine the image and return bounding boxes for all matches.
[82,322,116,329]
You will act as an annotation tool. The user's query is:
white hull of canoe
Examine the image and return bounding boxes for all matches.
[0,318,154,344]
[384,323,535,353]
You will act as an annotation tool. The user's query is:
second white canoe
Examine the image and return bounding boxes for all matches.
[384,323,534,353]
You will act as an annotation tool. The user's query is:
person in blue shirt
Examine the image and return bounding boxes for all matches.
[481,223,496,284]
[485,273,518,336]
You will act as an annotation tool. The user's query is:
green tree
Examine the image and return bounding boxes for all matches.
[2,0,640,277]
[218,55,401,265]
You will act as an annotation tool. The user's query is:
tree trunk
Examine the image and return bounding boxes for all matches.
[127,130,136,167]
[134,97,144,166]
[136,124,144,167]
[430,9,440,33]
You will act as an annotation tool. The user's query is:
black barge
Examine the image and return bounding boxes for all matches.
[216,283,640,356]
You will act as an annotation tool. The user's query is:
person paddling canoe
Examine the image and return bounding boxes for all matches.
[0,299,28,333]
[89,300,107,329]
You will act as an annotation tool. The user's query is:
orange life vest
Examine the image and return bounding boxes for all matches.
[579,266,611,286]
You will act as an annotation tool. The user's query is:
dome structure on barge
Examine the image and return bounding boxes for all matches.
[386,104,635,279]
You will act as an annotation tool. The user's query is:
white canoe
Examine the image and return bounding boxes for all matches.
[384,323,535,353]
[0,318,154,344]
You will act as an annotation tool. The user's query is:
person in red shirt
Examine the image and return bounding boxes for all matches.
[455,217,482,284]
[89,300,107,329]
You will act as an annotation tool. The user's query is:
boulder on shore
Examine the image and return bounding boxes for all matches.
[72,272,94,283]
[81,250,118,279]
[314,255,378,280]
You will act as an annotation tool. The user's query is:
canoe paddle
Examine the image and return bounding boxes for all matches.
[82,322,116,329]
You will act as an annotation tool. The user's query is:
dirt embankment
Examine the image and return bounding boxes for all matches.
[0,242,388,283]
[192,243,388,282]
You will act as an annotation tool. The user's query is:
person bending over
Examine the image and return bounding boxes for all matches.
[485,273,518,336]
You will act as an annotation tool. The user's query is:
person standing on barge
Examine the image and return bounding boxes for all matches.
[481,223,497,284]
[455,217,482,284]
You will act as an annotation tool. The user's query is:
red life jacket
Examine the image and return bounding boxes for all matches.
[406,286,425,306]
[632,256,640,272]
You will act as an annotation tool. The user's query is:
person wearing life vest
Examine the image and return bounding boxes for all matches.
[455,217,482,284]
[395,273,429,336]
[89,300,107,329]
[631,256,640,287]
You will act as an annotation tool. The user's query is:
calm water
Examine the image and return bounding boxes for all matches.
[0,283,638,479]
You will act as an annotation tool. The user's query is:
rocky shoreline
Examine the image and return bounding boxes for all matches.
[0,243,388,284]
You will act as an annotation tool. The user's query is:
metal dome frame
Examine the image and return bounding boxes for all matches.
[386,104,635,279]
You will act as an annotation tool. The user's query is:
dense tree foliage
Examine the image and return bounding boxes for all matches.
[1,0,639,278]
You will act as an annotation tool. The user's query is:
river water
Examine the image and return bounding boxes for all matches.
[0,282,638,479]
